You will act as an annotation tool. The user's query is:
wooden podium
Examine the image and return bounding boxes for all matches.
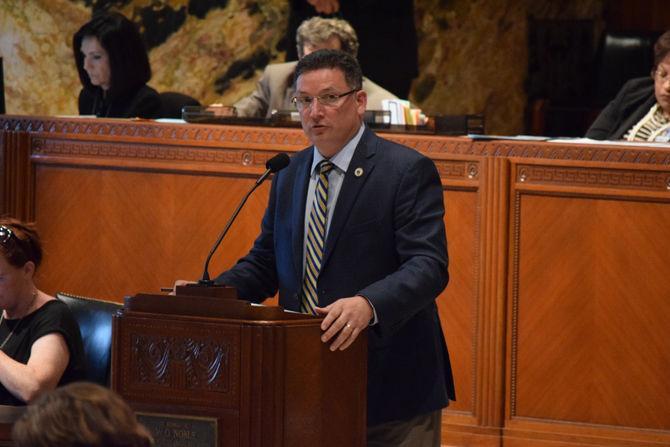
[111,290,367,447]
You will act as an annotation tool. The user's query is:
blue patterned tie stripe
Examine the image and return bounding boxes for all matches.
[301,161,334,314]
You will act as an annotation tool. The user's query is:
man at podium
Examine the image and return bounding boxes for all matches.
[216,49,455,446]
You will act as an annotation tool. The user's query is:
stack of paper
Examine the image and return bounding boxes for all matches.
[381,99,426,125]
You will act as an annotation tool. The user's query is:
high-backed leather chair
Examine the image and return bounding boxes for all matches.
[158,91,201,119]
[527,25,660,136]
[56,292,122,386]
[526,18,596,136]
[592,31,659,108]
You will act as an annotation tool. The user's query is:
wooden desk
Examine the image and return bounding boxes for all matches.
[2,116,669,446]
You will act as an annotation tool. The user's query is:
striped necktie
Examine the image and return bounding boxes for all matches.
[301,160,334,314]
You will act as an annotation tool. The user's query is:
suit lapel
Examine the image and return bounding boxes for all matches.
[321,130,378,271]
[291,150,313,282]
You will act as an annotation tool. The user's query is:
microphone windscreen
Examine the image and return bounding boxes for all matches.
[266,153,290,173]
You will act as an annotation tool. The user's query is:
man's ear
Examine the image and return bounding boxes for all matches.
[356,90,367,115]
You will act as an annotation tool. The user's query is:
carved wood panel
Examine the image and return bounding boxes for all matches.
[440,188,479,417]
[506,159,670,445]
[510,193,670,427]
[34,165,270,300]
[117,316,241,408]
[4,117,670,446]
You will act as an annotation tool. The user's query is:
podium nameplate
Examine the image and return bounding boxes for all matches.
[137,412,217,447]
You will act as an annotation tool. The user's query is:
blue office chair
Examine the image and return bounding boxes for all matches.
[57,292,122,386]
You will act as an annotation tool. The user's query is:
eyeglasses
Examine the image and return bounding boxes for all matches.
[653,68,670,84]
[0,225,14,245]
[291,89,359,110]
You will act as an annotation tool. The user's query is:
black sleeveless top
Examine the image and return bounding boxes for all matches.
[0,299,86,405]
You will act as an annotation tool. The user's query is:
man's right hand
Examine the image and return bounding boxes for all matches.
[169,279,196,295]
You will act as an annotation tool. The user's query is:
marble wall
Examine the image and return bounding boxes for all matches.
[413,0,604,134]
[1,0,604,134]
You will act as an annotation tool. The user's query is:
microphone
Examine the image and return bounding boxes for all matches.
[198,152,290,285]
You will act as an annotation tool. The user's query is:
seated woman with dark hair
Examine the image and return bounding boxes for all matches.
[73,11,161,119]
[586,30,670,141]
[0,218,85,405]
[12,382,154,447]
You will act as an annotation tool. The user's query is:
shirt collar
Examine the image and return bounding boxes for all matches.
[311,124,365,176]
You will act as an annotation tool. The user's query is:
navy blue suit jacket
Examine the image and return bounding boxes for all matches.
[218,128,455,425]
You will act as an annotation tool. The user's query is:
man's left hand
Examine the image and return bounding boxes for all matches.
[315,296,372,351]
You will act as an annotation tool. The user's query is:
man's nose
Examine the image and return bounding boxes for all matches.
[308,98,325,117]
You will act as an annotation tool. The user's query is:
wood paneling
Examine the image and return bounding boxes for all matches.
[113,295,367,446]
[2,116,670,446]
[505,159,670,446]
[439,187,479,416]
[34,165,270,299]
[513,195,670,427]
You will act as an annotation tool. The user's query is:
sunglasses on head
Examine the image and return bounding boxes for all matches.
[0,225,31,267]
[0,225,14,245]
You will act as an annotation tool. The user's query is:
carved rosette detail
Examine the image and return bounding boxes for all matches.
[15,117,471,154]
[492,142,670,165]
[516,165,670,191]
[385,135,474,154]
[31,137,283,168]
[5,116,670,165]
[2,117,309,147]
[132,334,230,392]
[433,160,480,180]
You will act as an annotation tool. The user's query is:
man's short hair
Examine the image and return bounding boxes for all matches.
[294,49,363,91]
[296,17,359,59]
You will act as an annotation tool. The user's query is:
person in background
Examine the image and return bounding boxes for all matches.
[218,50,454,446]
[233,16,397,118]
[73,11,161,119]
[285,0,418,99]
[0,218,85,405]
[12,382,154,447]
[586,30,670,141]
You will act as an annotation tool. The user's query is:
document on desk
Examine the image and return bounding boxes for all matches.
[249,302,303,314]
[467,134,550,141]
[548,138,670,147]
[154,118,187,123]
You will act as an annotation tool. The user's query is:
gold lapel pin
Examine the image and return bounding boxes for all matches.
[354,167,364,177]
